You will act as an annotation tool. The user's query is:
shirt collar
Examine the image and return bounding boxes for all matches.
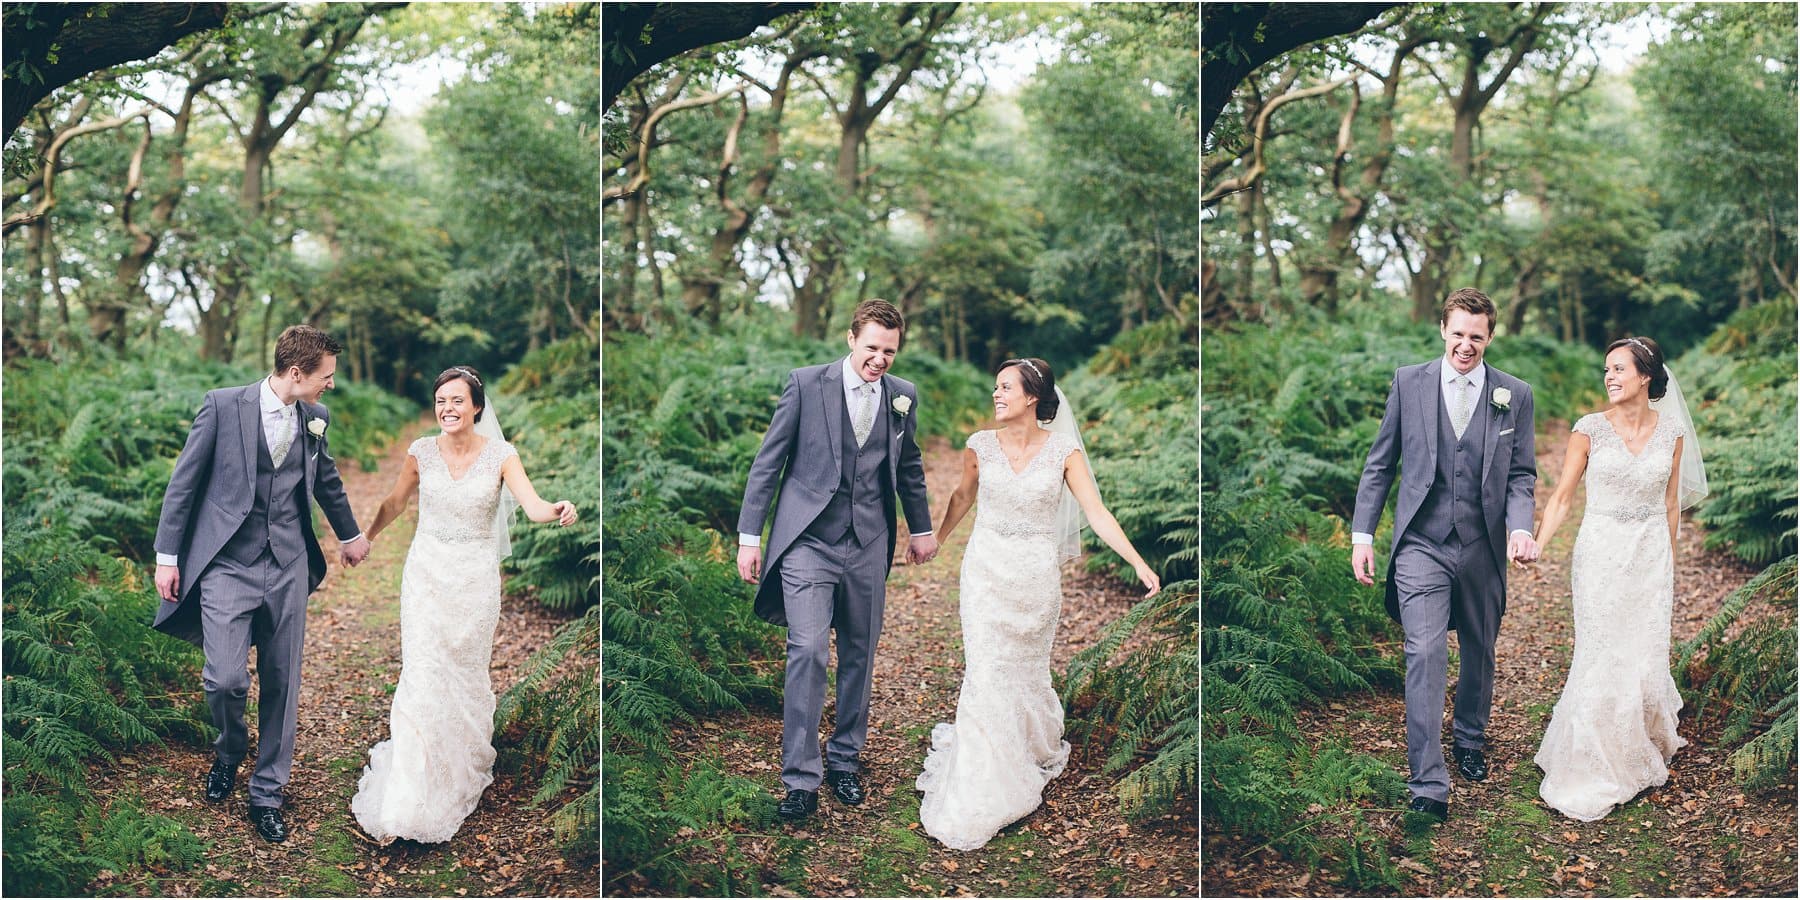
[261,377,295,415]
[1441,358,1486,393]
[841,357,882,396]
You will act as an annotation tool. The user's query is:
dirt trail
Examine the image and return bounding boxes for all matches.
[1207,422,1795,897]
[87,416,592,897]
[645,436,1198,897]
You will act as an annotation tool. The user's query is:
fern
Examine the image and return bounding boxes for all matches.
[1674,555,1798,792]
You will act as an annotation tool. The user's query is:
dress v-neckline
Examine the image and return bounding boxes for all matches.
[435,436,490,482]
[1602,412,1661,459]
[994,430,1051,476]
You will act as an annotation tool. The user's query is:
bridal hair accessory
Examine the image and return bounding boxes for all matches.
[892,395,913,417]
[1019,359,1043,379]
[1490,387,1512,411]
[1043,385,1095,564]
[1649,365,1709,511]
[452,366,482,386]
[307,418,327,437]
[1627,337,1651,354]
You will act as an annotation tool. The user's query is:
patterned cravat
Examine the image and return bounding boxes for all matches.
[271,407,294,466]
[1452,375,1473,440]
[853,382,876,447]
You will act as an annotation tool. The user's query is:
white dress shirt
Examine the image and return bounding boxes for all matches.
[1352,359,1528,547]
[739,358,930,548]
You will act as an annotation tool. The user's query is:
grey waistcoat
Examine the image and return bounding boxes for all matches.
[805,391,892,547]
[1413,382,1490,544]
[219,417,308,567]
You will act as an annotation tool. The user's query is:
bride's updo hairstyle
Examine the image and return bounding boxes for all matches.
[1605,336,1668,401]
[998,357,1059,423]
[433,366,487,422]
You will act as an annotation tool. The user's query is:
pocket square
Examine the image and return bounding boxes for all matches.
[1498,428,1514,436]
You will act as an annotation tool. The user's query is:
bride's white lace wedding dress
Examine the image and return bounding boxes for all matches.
[1535,413,1687,821]
[917,429,1076,851]
[351,436,514,843]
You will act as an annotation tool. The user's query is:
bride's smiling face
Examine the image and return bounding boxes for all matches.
[435,380,481,435]
[1602,347,1650,405]
[992,366,1037,423]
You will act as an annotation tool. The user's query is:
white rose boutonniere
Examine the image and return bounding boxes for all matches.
[1490,387,1512,412]
[893,395,913,417]
[307,418,327,438]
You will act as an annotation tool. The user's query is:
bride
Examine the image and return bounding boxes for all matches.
[1527,336,1707,821]
[350,366,578,844]
[916,357,1161,851]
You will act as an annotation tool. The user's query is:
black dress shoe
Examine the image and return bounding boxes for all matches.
[776,789,818,821]
[204,759,239,804]
[824,770,866,806]
[1407,795,1449,822]
[247,806,288,843]
[1453,746,1489,781]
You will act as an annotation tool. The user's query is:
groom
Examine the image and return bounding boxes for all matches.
[152,325,370,842]
[737,298,936,822]
[1350,288,1538,822]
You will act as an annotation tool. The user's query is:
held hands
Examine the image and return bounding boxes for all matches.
[1508,532,1541,567]
[155,564,181,602]
[906,533,939,565]
[340,535,372,568]
[737,546,762,584]
[1350,544,1378,586]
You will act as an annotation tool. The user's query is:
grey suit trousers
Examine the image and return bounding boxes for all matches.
[778,531,888,792]
[197,546,309,809]
[1392,527,1502,803]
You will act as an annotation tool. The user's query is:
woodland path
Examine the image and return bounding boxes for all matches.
[86,415,594,897]
[624,436,1199,897]
[1205,421,1797,897]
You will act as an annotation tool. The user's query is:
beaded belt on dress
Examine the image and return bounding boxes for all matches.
[1588,505,1663,522]
[421,528,495,543]
[974,517,1054,538]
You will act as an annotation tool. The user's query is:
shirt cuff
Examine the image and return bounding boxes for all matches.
[156,552,179,567]
[342,532,365,545]
[1351,532,1374,546]
[910,530,933,538]
[1510,529,1534,541]
[738,533,761,548]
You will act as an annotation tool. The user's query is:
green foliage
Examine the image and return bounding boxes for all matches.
[2,791,207,897]
[494,606,598,861]
[498,337,600,611]
[602,752,796,896]
[1677,298,1799,564]
[1674,556,1798,793]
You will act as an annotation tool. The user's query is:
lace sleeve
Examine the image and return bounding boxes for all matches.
[1042,430,1083,470]
[1572,414,1602,439]
[408,436,433,461]
[965,430,994,461]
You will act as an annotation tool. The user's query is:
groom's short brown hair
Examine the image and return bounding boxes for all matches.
[273,325,343,376]
[849,299,906,348]
[1441,288,1497,334]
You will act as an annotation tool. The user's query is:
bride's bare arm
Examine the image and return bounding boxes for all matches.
[1665,435,1684,554]
[366,454,420,542]
[934,447,980,540]
[500,454,579,525]
[1532,430,1590,553]
[1064,451,1161,597]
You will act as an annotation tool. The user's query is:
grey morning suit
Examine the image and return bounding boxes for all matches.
[1353,360,1536,803]
[738,359,932,793]
[153,383,360,809]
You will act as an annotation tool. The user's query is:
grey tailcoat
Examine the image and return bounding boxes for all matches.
[151,383,361,646]
[1351,359,1537,621]
[737,360,933,626]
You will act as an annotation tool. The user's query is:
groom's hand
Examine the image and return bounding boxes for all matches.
[907,533,939,565]
[737,546,762,584]
[1507,532,1539,567]
[155,564,180,602]
[1350,545,1377,586]
[340,535,371,568]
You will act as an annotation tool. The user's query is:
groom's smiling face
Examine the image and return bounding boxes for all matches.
[1440,310,1492,375]
[846,323,901,383]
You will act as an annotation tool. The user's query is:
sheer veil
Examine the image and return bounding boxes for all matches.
[1043,386,1095,563]
[1649,366,1709,511]
[473,402,519,559]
